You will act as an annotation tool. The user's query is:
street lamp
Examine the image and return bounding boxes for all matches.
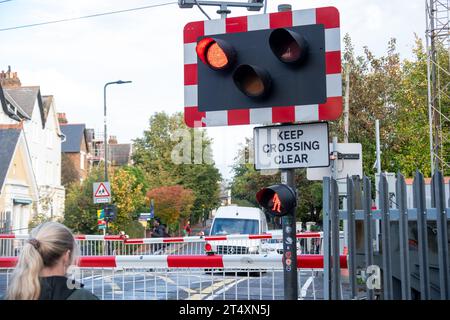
[103,80,132,182]
[103,80,132,240]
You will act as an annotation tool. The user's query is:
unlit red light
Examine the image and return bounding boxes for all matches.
[241,74,264,96]
[205,243,212,252]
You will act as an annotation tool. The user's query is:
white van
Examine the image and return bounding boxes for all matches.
[208,205,268,254]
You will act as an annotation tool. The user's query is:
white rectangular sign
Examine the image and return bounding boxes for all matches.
[254,122,330,170]
[306,143,363,181]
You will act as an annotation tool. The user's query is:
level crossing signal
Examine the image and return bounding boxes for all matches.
[183,7,342,127]
[256,184,297,217]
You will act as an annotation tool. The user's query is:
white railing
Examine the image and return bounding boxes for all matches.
[0,232,345,257]
[0,254,348,300]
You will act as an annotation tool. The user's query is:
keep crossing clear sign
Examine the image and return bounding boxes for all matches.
[93,182,111,204]
[254,122,330,170]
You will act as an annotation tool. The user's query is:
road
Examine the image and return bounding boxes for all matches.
[0,268,336,300]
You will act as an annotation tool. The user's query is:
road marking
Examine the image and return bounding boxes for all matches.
[156,275,197,294]
[189,279,236,300]
[205,278,247,300]
[301,276,314,298]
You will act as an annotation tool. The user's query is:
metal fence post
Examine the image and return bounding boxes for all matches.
[379,173,393,300]
[363,176,374,300]
[330,177,341,299]
[347,176,357,299]
[396,172,411,299]
[323,177,331,300]
[433,170,450,299]
[413,170,430,299]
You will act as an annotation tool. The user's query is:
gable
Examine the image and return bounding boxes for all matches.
[0,128,20,191]
[61,124,86,153]
[4,132,39,201]
[3,86,46,128]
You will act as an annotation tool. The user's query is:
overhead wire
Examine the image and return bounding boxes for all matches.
[193,0,211,20]
[0,1,177,32]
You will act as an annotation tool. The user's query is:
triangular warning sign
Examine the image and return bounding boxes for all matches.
[94,183,110,198]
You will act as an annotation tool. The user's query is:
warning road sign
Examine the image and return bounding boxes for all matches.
[93,182,111,204]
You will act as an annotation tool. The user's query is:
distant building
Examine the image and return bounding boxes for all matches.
[0,124,39,234]
[85,131,132,168]
[60,122,90,182]
[108,135,133,167]
[0,67,65,224]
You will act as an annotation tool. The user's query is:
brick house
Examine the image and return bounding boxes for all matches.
[60,122,90,182]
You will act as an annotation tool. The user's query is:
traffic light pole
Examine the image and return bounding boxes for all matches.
[281,169,299,300]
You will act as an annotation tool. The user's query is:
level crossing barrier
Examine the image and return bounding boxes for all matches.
[0,254,348,300]
[0,232,344,257]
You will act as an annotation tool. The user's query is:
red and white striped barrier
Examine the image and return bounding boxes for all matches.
[0,234,125,241]
[124,232,322,244]
[0,254,347,270]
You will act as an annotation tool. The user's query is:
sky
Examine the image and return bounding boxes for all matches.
[0,0,425,180]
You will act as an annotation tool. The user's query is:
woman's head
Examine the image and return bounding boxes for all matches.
[5,222,78,300]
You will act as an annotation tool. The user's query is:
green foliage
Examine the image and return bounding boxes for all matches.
[133,112,222,224]
[231,35,449,226]
[63,166,104,234]
[63,165,147,236]
[109,167,147,234]
[230,139,322,224]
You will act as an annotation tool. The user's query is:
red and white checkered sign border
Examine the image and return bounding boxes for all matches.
[183,6,342,128]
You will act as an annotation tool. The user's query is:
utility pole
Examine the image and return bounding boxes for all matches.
[344,64,350,143]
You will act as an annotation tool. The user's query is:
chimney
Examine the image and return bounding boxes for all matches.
[0,66,21,88]
[57,113,68,124]
[108,135,118,145]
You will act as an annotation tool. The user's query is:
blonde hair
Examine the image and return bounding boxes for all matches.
[5,222,79,300]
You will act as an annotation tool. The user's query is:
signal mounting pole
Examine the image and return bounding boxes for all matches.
[278,3,298,301]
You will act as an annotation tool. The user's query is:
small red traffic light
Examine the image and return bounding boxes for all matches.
[256,184,297,217]
[196,37,236,70]
[269,28,308,64]
[271,193,282,213]
[232,64,271,98]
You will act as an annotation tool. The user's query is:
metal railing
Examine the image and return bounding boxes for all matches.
[0,232,345,257]
[0,254,348,300]
[322,171,450,300]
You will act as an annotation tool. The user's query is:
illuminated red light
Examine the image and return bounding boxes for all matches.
[196,37,235,70]
[205,243,212,252]
[272,193,282,213]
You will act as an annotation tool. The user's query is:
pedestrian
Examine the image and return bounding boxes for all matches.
[183,221,191,237]
[3,222,98,300]
[150,217,166,238]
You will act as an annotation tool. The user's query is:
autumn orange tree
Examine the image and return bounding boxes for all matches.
[146,185,195,234]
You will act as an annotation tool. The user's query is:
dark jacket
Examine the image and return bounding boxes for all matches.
[39,276,98,300]
[151,224,167,238]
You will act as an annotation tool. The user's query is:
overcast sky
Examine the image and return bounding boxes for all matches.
[0,0,425,179]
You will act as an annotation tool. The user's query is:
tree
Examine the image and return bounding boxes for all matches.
[63,165,147,237]
[133,112,222,223]
[63,166,103,234]
[230,138,323,225]
[108,167,147,237]
[146,185,195,234]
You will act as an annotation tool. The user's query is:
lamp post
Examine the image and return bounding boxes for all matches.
[103,80,132,240]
